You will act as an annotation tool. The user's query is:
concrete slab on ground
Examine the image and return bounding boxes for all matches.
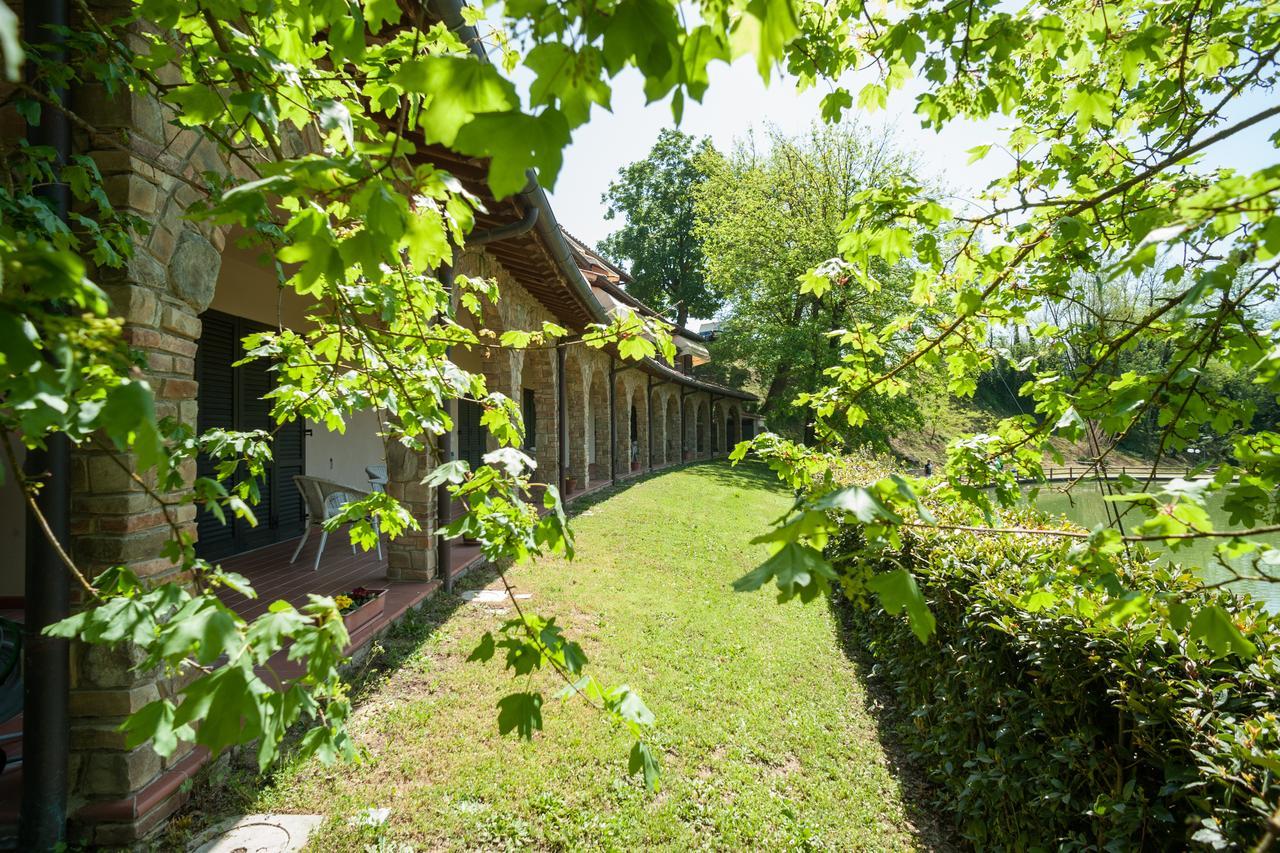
[191,813,324,853]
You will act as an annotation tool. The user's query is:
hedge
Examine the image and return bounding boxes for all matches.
[832,510,1280,850]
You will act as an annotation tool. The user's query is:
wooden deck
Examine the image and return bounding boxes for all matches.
[0,531,486,835]
[216,530,484,681]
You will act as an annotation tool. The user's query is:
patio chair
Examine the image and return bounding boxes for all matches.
[366,464,387,493]
[289,475,379,571]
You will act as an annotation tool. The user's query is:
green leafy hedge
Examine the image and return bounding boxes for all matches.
[832,512,1280,850]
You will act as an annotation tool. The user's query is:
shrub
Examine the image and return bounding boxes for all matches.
[832,511,1280,850]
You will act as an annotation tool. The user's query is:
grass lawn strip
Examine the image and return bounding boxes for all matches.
[250,461,931,850]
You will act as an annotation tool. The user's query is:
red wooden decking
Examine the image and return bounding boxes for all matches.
[216,531,484,681]
[0,530,486,837]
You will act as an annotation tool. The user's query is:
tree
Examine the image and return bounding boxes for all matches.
[600,129,719,328]
[729,0,1280,684]
[694,122,922,442]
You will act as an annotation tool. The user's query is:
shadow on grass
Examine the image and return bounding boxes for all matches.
[829,595,959,851]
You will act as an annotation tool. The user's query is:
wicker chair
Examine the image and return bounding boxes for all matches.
[289,475,379,571]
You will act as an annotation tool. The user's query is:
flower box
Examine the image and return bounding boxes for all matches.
[338,587,386,635]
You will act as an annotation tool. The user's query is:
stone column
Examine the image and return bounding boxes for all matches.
[62,46,228,843]
[384,440,438,582]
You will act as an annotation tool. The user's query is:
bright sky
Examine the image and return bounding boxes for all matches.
[535,60,1280,253]
[541,60,1006,248]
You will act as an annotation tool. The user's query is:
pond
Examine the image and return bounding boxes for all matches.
[1033,485,1280,611]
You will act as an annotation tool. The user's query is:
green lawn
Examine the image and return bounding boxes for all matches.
[246,462,931,849]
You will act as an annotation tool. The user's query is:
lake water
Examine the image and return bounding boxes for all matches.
[1033,485,1280,611]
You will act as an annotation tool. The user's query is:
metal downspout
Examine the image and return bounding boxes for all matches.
[437,257,456,593]
[556,342,568,498]
[21,0,72,847]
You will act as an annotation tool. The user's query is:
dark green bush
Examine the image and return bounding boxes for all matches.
[833,514,1280,850]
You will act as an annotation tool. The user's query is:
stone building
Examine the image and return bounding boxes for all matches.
[1,2,760,844]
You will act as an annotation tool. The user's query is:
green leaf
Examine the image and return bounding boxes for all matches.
[394,56,517,147]
[122,699,190,755]
[164,84,225,126]
[733,542,836,603]
[812,485,901,524]
[629,740,662,792]
[454,109,571,197]
[868,569,936,642]
[316,99,353,149]
[1189,605,1257,659]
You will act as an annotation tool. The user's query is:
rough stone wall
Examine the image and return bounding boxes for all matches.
[456,250,564,482]
[65,31,228,843]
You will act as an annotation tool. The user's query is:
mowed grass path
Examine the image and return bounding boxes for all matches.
[257,462,927,850]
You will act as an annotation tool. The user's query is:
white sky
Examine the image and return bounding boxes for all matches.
[532,60,1279,253]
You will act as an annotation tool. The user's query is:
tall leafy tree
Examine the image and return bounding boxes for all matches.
[600,129,720,328]
[695,122,921,441]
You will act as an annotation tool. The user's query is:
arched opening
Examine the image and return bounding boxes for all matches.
[649,386,665,466]
[695,399,708,455]
[630,400,639,465]
[727,403,742,450]
[665,393,680,465]
[615,375,648,473]
[588,366,610,485]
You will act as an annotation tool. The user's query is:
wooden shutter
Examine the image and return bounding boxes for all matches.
[457,399,486,470]
[195,312,237,558]
[195,310,306,559]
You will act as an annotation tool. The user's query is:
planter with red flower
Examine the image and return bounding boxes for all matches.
[335,587,386,635]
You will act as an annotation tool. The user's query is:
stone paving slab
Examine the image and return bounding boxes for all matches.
[191,813,324,853]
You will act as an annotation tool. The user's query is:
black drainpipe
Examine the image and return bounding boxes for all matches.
[436,256,456,594]
[21,0,72,848]
[556,341,568,498]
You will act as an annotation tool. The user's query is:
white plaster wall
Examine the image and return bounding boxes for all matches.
[305,408,386,492]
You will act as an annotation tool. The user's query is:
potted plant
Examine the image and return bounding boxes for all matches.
[631,460,642,472]
[335,586,386,634]
[564,474,577,494]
